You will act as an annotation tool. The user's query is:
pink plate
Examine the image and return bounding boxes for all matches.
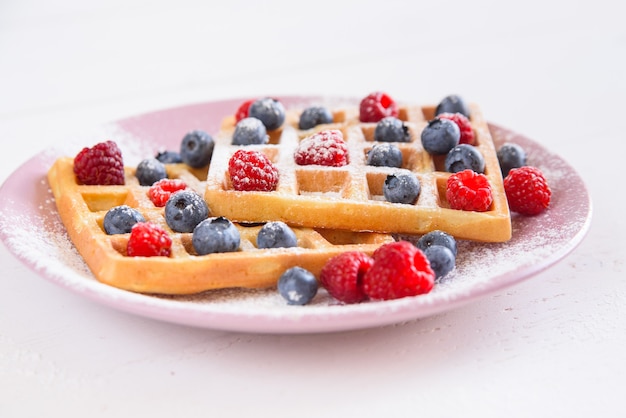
[0,96,592,334]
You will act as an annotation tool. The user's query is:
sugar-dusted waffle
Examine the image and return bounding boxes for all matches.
[207,102,512,242]
[47,157,393,295]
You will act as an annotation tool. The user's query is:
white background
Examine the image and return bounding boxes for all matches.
[1,0,625,417]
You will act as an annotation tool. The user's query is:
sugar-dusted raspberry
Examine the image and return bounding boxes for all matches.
[362,241,435,301]
[148,178,187,207]
[294,129,349,167]
[127,222,172,257]
[437,112,475,145]
[319,251,373,304]
[504,166,551,215]
[359,92,399,123]
[446,169,493,212]
[228,149,279,192]
[73,140,124,185]
[235,99,254,123]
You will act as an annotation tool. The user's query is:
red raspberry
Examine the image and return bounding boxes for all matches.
[504,166,551,215]
[148,178,187,207]
[228,149,279,192]
[446,169,493,212]
[319,251,374,304]
[235,99,254,123]
[359,92,399,122]
[127,222,172,257]
[437,112,475,145]
[362,241,435,301]
[294,129,349,167]
[73,140,125,185]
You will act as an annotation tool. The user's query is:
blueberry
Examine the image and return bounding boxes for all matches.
[103,205,145,235]
[444,144,485,173]
[298,106,333,130]
[232,117,269,145]
[497,143,527,177]
[192,217,240,255]
[383,171,421,204]
[249,97,286,131]
[277,266,318,305]
[416,230,457,257]
[421,118,460,155]
[435,94,470,118]
[374,116,410,142]
[257,221,298,249]
[180,130,215,168]
[135,158,167,186]
[423,245,456,280]
[164,190,209,233]
[155,150,183,164]
[367,143,403,168]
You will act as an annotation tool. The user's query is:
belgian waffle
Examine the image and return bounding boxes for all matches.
[207,102,511,242]
[47,157,393,295]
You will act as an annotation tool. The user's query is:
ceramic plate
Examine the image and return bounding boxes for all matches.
[0,96,592,334]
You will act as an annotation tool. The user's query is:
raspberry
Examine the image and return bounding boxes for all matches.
[228,149,279,192]
[73,140,124,185]
[504,166,551,215]
[294,129,349,167]
[359,92,399,123]
[446,169,493,212]
[235,99,254,123]
[437,112,475,145]
[362,241,435,301]
[319,251,373,304]
[148,178,187,207]
[127,222,172,257]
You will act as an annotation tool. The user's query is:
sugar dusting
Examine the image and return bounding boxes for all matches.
[0,115,591,327]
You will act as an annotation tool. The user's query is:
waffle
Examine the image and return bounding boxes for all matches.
[207,102,511,242]
[47,157,394,295]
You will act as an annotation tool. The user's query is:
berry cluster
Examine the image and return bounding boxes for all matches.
[320,241,435,302]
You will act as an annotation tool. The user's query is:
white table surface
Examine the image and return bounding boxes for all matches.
[1,0,624,416]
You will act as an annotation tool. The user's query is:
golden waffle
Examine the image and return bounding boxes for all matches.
[207,102,511,242]
[47,157,394,295]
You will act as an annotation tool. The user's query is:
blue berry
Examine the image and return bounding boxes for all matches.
[192,217,240,255]
[180,130,215,168]
[298,106,333,130]
[435,94,470,118]
[277,266,318,305]
[164,190,209,233]
[155,150,183,164]
[444,144,485,173]
[421,118,460,155]
[497,143,527,177]
[367,143,403,168]
[383,171,421,204]
[232,117,268,145]
[423,245,455,280]
[103,205,145,235]
[135,158,167,186]
[374,116,410,142]
[416,230,457,257]
[249,97,285,131]
[257,221,298,249]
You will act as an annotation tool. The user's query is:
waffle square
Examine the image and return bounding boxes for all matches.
[206,102,511,242]
[47,157,393,295]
